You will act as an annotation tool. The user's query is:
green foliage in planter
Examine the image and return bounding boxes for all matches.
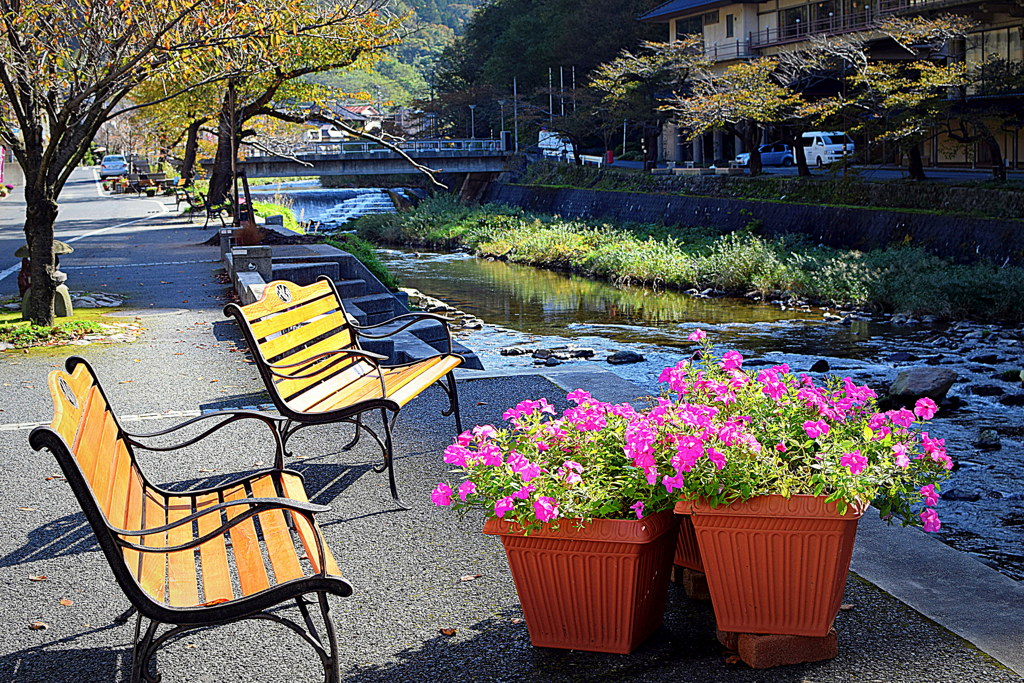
[322,234,400,290]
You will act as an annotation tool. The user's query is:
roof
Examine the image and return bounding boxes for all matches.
[640,0,761,22]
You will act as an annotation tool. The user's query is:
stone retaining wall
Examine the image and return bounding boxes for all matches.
[484,184,1024,265]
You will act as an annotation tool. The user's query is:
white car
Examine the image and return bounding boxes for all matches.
[801,132,855,168]
[99,154,128,179]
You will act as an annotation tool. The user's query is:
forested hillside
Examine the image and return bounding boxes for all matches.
[313,0,482,105]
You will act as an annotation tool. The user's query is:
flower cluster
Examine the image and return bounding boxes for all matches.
[434,333,952,532]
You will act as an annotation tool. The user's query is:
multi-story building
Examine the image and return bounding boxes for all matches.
[641,0,1024,169]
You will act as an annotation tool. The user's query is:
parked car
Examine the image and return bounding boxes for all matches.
[801,131,855,168]
[734,143,795,167]
[99,154,128,179]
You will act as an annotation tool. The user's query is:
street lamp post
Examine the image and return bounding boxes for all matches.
[497,99,506,133]
[469,104,477,139]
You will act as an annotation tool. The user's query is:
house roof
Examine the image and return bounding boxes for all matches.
[640,0,761,22]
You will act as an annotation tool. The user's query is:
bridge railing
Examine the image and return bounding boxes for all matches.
[245,138,503,159]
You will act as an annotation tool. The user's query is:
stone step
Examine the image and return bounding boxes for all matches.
[270,261,340,286]
[334,279,366,299]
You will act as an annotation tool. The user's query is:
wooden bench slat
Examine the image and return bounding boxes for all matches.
[274,353,367,403]
[73,386,108,485]
[88,414,121,516]
[278,474,341,577]
[101,440,132,519]
[250,475,304,585]
[165,495,200,607]
[259,310,352,360]
[242,280,334,321]
[49,365,90,445]
[304,356,457,415]
[282,360,379,413]
[222,484,271,596]
[270,328,368,400]
[248,293,339,339]
[387,356,463,408]
[135,476,167,603]
[195,492,234,605]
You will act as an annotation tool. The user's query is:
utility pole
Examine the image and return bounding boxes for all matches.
[572,66,577,112]
[469,104,477,139]
[559,66,565,117]
[548,68,553,122]
[513,78,520,152]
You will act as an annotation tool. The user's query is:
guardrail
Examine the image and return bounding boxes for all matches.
[245,138,504,159]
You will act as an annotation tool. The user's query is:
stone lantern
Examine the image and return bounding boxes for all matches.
[17,240,74,319]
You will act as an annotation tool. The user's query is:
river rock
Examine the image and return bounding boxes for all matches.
[500,346,535,356]
[970,384,1005,397]
[941,488,981,502]
[544,357,562,367]
[887,351,918,363]
[975,429,1002,450]
[607,350,645,365]
[969,353,1002,365]
[924,355,946,365]
[889,367,958,401]
[809,359,830,373]
[994,369,1024,384]
[532,349,554,360]
[566,347,596,359]
[998,394,1024,407]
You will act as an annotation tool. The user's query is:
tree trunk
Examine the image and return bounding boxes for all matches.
[907,143,926,181]
[984,134,1006,181]
[178,118,206,182]
[787,132,811,177]
[22,186,60,326]
[743,124,763,176]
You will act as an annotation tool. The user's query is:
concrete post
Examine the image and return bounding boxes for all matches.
[713,131,723,163]
[735,136,745,156]
[232,246,273,282]
[693,138,704,165]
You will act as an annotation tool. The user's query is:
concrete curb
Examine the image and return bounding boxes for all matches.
[458,366,1024,676]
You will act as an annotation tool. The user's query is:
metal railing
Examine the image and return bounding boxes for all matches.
[703,39,757,61]
[244,138,503,159]
[748,0,956,48]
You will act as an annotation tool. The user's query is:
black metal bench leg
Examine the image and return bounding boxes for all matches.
[114,604,137,625]
[130,615,161,683]
[318,592,341,683]
[441,371,463,435]
[342,414,361,451]
[379,408,407,509]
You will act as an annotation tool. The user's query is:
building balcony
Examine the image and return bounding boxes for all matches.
[703,40,757,61]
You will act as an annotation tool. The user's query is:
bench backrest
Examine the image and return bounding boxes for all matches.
[225,278,363,410]
[30,358,163,609]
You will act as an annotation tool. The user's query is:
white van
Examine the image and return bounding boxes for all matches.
[801,131,855,168]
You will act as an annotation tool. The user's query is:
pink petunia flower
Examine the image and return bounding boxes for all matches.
[721,350,744,371]
[914,397,938,420]
[920,484,939,507]
[566,389,592,405]
[892,443,911,469]
[534,497,559,523]
[431,482,453,507]
[688,328,707,342]
[920,508,941,532]
[630,501,645,519]
[494,496,515,518]
[457,480,477,502]
[840,450,868,476]
[803,420,830,439]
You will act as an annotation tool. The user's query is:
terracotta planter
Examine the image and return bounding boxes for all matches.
[483,510,678,654]
[688,494,865,637]
[673,513,704,572]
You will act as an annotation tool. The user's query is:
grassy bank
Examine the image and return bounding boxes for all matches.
[323,234,400,290]
[252,201,302,233]
[352,196,1024,321]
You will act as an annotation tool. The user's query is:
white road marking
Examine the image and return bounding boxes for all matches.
[92,169,103,197]
[0,215,160,281]
[63,259,220,270]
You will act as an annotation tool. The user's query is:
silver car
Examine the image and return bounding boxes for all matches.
[734,143,795,167]
[99,154,128,179]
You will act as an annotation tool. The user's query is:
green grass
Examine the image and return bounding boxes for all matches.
[322,234,400,290]
[350,196,1024,321]
[252,202,302,233]
[0,317,104,348]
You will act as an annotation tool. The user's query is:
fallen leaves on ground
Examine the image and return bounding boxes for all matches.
[17,507,35,511]
[839,603,855,611]
[29,621,48,630]
[59,599,73,606]
[510,618,524,625]
[439,628,457,637]
[29,575,47,582]
[460,574,482,582]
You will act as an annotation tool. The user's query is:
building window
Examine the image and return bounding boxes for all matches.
[726,14,734,38]
[704,11,719,25]
[676,15,702,37]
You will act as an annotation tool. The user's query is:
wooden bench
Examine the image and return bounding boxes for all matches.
[30,357,351,683]
[224,277,464,507]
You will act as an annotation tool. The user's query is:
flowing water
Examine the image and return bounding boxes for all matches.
[279,186,1024,581]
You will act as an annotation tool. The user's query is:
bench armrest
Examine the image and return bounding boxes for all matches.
[350,312,454,354]
[264,348,388,379]
[123,410,287,470]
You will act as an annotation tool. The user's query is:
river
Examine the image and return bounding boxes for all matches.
[283,185,1024,582]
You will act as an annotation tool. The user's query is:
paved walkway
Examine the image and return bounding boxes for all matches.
[0,171,1021,681]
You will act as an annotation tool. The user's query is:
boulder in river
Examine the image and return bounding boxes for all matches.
[998,394,1024,407]
[500,346,535,357]
[887,351,918,363]
[969,353,1002,365]
[607,350,645,365]
[974,429,1002,450]
[809,359,830,373]
[889,367,958,401]
[970,384,1005,397]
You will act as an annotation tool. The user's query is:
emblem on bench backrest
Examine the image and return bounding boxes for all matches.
[58,376,78,408]
[276,284,292,303]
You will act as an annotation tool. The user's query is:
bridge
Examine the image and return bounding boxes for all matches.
[211,139,509,178]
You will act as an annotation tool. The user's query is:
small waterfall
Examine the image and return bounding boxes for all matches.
[325,189,397,224]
